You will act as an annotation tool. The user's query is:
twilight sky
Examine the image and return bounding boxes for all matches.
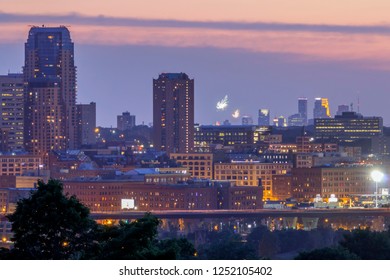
[1,0,390,126]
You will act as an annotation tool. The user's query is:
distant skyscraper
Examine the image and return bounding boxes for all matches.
[242,115,253,125]
[77,102,96,146]
[298,97,308,125]
[336,104,350,116]
[153,73,194,154]
[273,116,286,127]
[313,97,330,119]
[0,73,24,151]
[288,113,305,127]
[24,26,78,160]
[258,109,270,126]
[117,111,136,131]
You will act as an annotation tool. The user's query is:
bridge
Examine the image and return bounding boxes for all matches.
[90,208,390,220]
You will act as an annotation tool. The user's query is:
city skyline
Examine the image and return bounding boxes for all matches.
[1,1,390,127]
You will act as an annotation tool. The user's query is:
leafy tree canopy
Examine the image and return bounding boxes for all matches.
[7,179,98,260]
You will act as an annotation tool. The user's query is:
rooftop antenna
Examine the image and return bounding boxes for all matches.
[350,102,353,112]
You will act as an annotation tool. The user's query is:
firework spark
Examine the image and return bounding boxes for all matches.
[232,109,240,118]
[216,95,228,111]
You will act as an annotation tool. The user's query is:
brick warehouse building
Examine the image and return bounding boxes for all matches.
[62,180,263,212]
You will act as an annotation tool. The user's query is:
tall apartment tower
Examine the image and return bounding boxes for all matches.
[313,97,330,119]
[298,97,308,125]
[117,111,136,131]
[0,73,24,151]
[77,102,96,146]
[153,73,194,154]
[23,26,78,160]
[258,109,270,126]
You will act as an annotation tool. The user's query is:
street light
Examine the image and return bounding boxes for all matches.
[371,170,384,208]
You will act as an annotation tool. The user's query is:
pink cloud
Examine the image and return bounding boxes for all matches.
[2,22,390,70]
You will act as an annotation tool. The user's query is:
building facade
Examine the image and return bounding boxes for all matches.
[0,154,42,176]
[62,180,263,212]
[313,97,330,119]
[24,26,78,161]
[336,105,350,116]
[214,162,292,200]
[77,102,96,146]
[291,166,381,202]
[298,97,308,125]
[242,115,253,125]
[314,112,383,142]
[0,74,24,151]
[194,125,271,148]
[117,111,136,131]
[258,109,270,126]
[153,73,194,154]
[170,153,213,179]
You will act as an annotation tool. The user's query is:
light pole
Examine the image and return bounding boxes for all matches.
[371,170,384,208]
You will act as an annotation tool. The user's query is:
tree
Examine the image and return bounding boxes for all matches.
[198,229,257,260]
[295,247,360,260]
[97,213,196,259]
[295,228,390,260]
[258,231,280,259]
[7,179,98,259]
[339,229,390,260]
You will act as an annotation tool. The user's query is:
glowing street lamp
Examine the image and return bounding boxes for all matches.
[371,170,384,208]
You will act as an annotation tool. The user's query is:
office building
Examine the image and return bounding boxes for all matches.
[273,116,286,127]
[336,105,350,116]
[77,102,96,146]
[153,73,194,154]
[291,166,382,202]
[242,115,253,125]
[258,109,270,126]
[214,162,292,200]
[194,125,271,147]
[313,97,330,119]
[298,97,308,125]
[62,180,263,212]
[288,113,305,126]
[315,112,383,142]
[170,153,213,179]
[0,154,42,176]
[0,74,24,151]
[24,26,78,161]
[117,111,136,131]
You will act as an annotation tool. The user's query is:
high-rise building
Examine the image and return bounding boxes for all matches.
[24,26,78,161]
[0,73,24,151]
[242,115,253,125]
[315,112,383,142]
[288,113,305,126]
[153,73,194,154]
[77,102,96,146]
[273,116,286,127]
[313,97,330,119]
[258,109,270,126]
[298,97,308,125]
[336,104,350,116]
[117,111,136,131]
